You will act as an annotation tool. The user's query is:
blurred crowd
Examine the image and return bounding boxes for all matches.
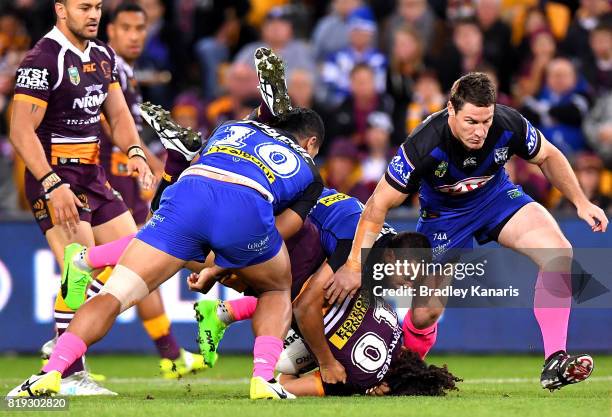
[0,0,611,217]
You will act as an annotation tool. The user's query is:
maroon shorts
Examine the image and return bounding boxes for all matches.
[287,218,326,300]
[25,165,129,234]
[106,174,149,225]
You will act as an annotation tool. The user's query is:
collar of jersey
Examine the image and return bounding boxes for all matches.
[45,26,93,62]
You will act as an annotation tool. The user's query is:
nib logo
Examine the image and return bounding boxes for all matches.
[204,330,216,353]
[253,358,268,364]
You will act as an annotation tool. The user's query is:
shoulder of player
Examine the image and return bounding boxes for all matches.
[19,38,62,67]
[89,39,115,60]
[493,104,525,132]
[401,109,447,161]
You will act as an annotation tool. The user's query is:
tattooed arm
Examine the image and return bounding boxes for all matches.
[9,100,52,179]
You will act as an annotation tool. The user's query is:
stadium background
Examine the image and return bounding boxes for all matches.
[0,0,611,355]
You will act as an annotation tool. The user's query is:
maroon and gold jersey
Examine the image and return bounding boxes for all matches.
[99,54,142,176]
[14,26,119,165]
[323,293,403,394]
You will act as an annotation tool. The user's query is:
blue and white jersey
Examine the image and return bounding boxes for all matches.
[308,188,395,270]
[198,119,322,215]
[385,104,542,213]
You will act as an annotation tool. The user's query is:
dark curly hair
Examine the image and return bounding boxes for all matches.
[382,349,461,396]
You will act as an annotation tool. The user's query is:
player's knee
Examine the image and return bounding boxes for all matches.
[99,265,150,313]
[411,308,442,329]
[538,235,573,270]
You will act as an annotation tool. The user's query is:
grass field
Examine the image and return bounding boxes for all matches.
[1,354,610,417]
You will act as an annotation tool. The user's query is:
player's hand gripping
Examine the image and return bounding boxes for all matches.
[319,359,347,384]
[324,261,361,305]
[576,200,608,232]
[48,185,83,236]
[187,265,228,293]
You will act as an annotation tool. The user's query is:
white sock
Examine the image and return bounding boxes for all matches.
[216,301,234,325]
[73,248,92,272]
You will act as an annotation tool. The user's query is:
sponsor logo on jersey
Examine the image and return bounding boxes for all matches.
[376,326,402,381]
[15,67,49,90]
[463,156,477,167]
[434,161,448,177]
[247,235,270,252]
[83,63,96,73]
[73,84,107,115]
[68,65,80,86]
[436,175,494,194]
[524,117,538,155]
[205,145,276,183]
[32,198,48,221]
[318,192,351,207]
[506,188,524,199]
[495,147,509,164]
[388,152,413,186]
[432,240,452,257]
[329,293,370,349]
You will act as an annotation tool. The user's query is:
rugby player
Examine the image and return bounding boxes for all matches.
[64,2,204,379]
[9,0,155,394]
[190,188,457,396]
[328,72,607,390]
[9,48,325,400]
[192,188,436,369]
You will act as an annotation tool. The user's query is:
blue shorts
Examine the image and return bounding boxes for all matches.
[137,176,283,268]
[417,183,534,260]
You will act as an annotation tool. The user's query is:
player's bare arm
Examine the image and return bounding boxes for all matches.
[103,86,153,189]
[326,178,407,304]
[10,100,83,234]
[293,263,347,384]
[529,136,608,232]
[275,209,304,240]
[101,116,164,179]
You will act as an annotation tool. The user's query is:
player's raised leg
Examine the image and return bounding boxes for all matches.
[497,202,593,390]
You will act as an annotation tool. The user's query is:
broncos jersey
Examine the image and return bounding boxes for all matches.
[99,55,143,175]
[323,292,403,394]
[308,188,396,270]
[14,26,120,165]
[385,104,542,213]
[197,119,322,216]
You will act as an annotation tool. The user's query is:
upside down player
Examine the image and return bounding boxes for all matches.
[9,0,158,395]
[189,188,459,396]
[9,48,326,399]
[329,72,608,390]
[59,2,206,379]
[190,188,437,375]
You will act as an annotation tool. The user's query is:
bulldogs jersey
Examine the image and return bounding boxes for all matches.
[323,292,403,393]
[385,105,542,213]
[198,119,322,215]
[308,188,396,271]
[14,26,119,165]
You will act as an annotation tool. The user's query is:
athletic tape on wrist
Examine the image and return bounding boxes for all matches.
[127,145,147,161]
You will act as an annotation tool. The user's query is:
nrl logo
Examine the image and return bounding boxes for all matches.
[68,65,80,86]
[495,147,509,164]
[435,161,448,177]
